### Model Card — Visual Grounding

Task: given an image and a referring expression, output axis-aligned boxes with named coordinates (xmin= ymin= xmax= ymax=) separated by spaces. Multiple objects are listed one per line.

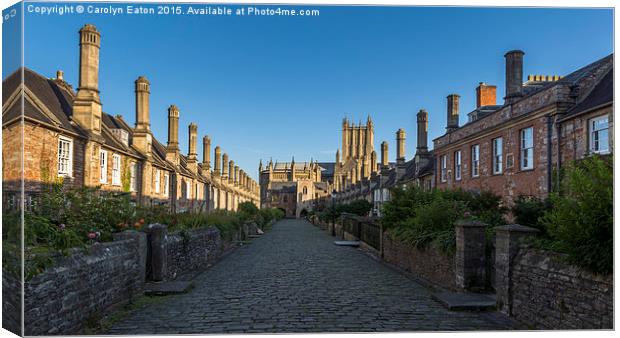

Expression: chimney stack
xmin=166 ymin=105 xmax=180 ymax=165
xmin=396 ymin=129 xmax=406 ymax=164
xmin=202 ymin=136 xmax=211 ymax=169
xmin=73 ymin=24 xmax=102 ymax=135
xmin=446 ymin=94 xmax=460 ymax=131
xmin=135 ymin=76 xmax=150 ymax=131
xmin=187 ymin=123 xmax=198 ymax=173
xmin=504 ymin=50 xmax=525 ymax=104
xmin=214 ymin=146 xmax=221 ymax=176
xmin=370 ymin=150 xmax=377 ymax=173
xmin=234 ymin=165 xmax=240 ymax=185
xmin=56 ymin=70 xmax=64 ymax=81
xmin=476 ymin=82 xmax=497 ymax=107
xmin=381 ymin=141 xmax=388 ymax=168
xmin=222 ymin=153 xmax=229 ymax=178
xmin=132 ymin=76 xmax=152 ymax=156
xmin=228 ymin=160 xmax=235 ymax=184
xmin=416 ymin=109 xmax=429 ymax=154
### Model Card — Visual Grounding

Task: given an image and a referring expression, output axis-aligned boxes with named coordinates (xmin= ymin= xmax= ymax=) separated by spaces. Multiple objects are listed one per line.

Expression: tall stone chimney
xmin=476 ymin=82 xmax=497 ymax=107
xmin=228 ymin=160 xmax=235 ymax=184
xmin=56 ymin=70 xmax=64 ymax=81
xmin=214 ymin=146 xmax=221 ymax=176
xmin=73 ymin=24 xmax=102 ymax=135
xmin=202 ymin=135 xmax=211 ymax=169
xmin=222 ymin=153 xmax=229 ymax=178
xmin=446 ymin=94 xmax=460 ymax=131
xmin=132 ymin=76 xmax=152 ymax=156
xmin=381 ymin=141 xmax=388 ymax=168
xmin=342 ymin=118 xmax=349 ymax=159
xmin=416 ymin=109 xmax=429 ymax=154
xmin=396 ymin=129 xmax=406 ymax=164
xmin=505 ymin=50 xmax=525 ymax=104
xmin=187 ymin=123 xmax=198 ymax=173
xmin=370 ymin=150 xmax=377 ymax=173
xmin=166 ymin=105 xmax=180 ymax=165
xmin=234 ymin=165 xmax=240 ymax=185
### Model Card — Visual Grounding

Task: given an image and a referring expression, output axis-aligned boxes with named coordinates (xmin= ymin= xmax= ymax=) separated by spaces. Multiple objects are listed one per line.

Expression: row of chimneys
xmin=70 ymin=24 xmax=257 ymax=192
xmin=443 ymin=50 xmax=537 ymax=131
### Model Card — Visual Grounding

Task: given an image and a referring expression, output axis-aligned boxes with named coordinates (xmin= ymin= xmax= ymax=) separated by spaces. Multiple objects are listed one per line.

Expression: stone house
xmin=432 ymin=50 xmax=613 ymax=205
xmin=2 ymin=24 xmax=259 ymax=212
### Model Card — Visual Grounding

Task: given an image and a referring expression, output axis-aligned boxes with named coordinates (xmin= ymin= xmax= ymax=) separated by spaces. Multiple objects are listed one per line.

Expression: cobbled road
xmin=107 ymin=219 xmax=515 ymax=334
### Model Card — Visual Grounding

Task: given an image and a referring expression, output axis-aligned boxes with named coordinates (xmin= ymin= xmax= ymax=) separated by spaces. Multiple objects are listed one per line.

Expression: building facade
xmin=258 ymin=158 xmax=330 ymax=218
xmin=2 ymin=24 xmax=260 ymax=212
xmin=433 ymin=50 xmax=613 ymax=205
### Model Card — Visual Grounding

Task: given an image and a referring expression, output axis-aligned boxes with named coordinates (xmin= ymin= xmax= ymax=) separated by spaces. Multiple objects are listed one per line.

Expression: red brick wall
xmin=560 ymin=105 xmax=613 ymax=164
xmin=434 ymin=112 xmax=554 ymax=204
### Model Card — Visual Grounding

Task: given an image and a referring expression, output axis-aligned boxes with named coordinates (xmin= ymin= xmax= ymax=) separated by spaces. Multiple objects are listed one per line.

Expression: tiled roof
xmin=560 ymin=69 xmax=613 ymax=121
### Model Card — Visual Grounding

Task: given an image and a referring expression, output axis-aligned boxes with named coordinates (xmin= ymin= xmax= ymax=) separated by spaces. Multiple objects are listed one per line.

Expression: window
xmin=130 ymin=163 xmax=138 ymax=192
xmin=520 ymin=127 xmax=534 ymax=170
xmin=589 ymin=116 xmax=609 ymax=154
xmin=454 ymin=151 xmax=462 ymax=181
xmin=112 ymin=154 xmax=121 ymax=186
xmin=163 ymin=174 xmax=169 ymax=196
xmin=471 ymin=145 xmax=480 ymax=177
xmin=155 ymin=169 xmax=161 ymax=194
xmin=99 ymin=150 xmax=108 ymax=183
xmin=440 ymin=155 xmax=447 ymax=182
xmin=195 ymin=184 xmax=200 ymax=200
xmin=493 ymin=138 xmax=503 ymax=174
xmin=185 ymin=180 xmax=191 ymax=199
xmin=57 ymin=136 xmax=73 ymax=177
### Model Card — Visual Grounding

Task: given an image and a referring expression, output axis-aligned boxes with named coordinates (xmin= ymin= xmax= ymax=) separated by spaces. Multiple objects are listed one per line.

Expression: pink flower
xmin=88 ymin=232 xmax=96 ymax=239
xmin=58 ymin=223 xmax=66 ymax=230
xmin=463 ymin=211 xmax=472 ymax=218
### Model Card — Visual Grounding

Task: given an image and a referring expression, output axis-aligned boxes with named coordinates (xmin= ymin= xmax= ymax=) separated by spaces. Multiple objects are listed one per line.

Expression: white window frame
xmin=589 ymin=115 xmax=610 ymax=154
xmin=57 ymin=136 xmax=73 ymax=177
xmin=454 ymin=150 xmax=462 ymax=181
xmin=155 ymin=169 xmax=161 ymax=194
xmin=520 ymin=127 xmax=534 ymax=170
xmin=130 ymin=162 xmax=138 ymax=192
xmin=185 ymin=180 xmax=191 ymax=199
xmin=195 ymin=183 xmax=200 ymax=200
xmin=112 ymin=154 xmax=121 ymax=186
xmin=471 ymin=145 xmax=480 ymax=177
xmin=163 ymin=173 xmax=169 ymax=197
xmin=493 ymin=137 xmax=503 ymax=175
xmin=99 ymin=150 xmax=108 ymax=183
xmin=440 ymin=155 xmax=447 ymax=182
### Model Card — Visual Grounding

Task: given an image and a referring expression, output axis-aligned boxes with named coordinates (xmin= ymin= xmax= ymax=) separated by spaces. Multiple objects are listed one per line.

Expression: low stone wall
xmin=166 ymin=227 xmax=223 ymax=280
xmin=382 ymin=231 xmax=457 ymax=291
xmin=22 ymin=237 xmax=145 ymax=335
xmin=2 ymin=268 xmax=22 ymax=335
xmin=509 ymin=248 xmax=613 ymax=329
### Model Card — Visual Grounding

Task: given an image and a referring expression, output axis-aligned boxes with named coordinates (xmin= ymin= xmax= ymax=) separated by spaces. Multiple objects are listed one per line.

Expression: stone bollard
xmin=145 ymin=223 xmax=168 ymax=282
xmin=494 ymin=224 xmax=540 ymax=315
xmin=455 ymin=220 xmax=487 ymax=291
xmin=113 ymin=230 xmax=148 ymax=284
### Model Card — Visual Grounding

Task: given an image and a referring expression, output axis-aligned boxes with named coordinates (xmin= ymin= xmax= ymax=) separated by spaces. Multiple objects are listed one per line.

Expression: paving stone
xmin=107 ymin=219 xmax=517 ymax=334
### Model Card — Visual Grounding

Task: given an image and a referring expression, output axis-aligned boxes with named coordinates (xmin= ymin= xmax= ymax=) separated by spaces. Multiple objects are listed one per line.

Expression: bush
xmin=540 ymin=155 xmax=613 ymax=274
xmin=512 ymin=195 xmax=551 ymax=232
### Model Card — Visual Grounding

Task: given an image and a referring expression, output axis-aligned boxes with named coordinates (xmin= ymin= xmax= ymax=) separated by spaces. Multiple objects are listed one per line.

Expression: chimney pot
xmin=446 ymin=94 xmax=460 ymax=131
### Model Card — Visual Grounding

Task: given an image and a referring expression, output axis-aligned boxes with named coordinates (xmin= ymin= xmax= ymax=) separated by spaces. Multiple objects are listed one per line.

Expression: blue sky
xmin=6 ymin=3 xmax=613 ymax=180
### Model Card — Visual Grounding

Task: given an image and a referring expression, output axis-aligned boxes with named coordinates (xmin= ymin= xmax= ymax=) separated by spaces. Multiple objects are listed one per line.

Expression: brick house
xmin=2 ymin=24 xmax=260 ymax=212
xmin=433 ymin=50 xmax=613 ymax=204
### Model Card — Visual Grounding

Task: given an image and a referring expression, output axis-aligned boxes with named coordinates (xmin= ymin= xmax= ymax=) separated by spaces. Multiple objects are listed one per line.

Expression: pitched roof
xmin=560 ymin=68 xmax=613 ymax=121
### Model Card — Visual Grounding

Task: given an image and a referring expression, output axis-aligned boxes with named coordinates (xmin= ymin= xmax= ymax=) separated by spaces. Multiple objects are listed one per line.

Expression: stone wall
xmin=509 ymin=248 xmax=613 ymax=329
xmin=2 ymin=269 xmax=22 ymax=336
xmin=166 ymin=227 xmax=223 ymax=280
xmin=382 ymin=231 xmax=457 ymax=291
xmin=22 ymin=237 xmax=145 ymax=335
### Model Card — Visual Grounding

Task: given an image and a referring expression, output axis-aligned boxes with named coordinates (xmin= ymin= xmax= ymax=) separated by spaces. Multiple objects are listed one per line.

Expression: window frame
xmin=163 ymin=173 xmax=169 ymax=197
xmin=440 ymin=155 xmax=447 ymax=182
xmin=111 ymin=154 xmax=121 ymax=186
xmin=99 ymin=149 xmax=108 ymax=183
xmin=155 ymin=169 xmax=161 ymax=194
xmin=57 ymin=136 xmax=73 ymax=177
xmin=454 ymin=150 xmax=462 ymax=181
xmin=493 ymin=137 xmax=503 ymax=175
xmin=520 ymin=127 xmax=534 ymax=170
xmin=129 ymin=162 xmax=138 ymax=192
xmin=589 ymin=115 xmax=610 ymax=154
xmin=471 ymin=144 xmax=480 ymax=177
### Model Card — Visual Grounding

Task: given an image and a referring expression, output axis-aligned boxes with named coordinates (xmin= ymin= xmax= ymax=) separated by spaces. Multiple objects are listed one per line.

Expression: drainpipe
xmin=546 ymin=115 xmax=553 ymax=195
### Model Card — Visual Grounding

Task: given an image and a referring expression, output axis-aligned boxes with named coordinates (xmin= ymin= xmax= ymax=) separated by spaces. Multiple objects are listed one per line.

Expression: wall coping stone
xmin=455 ymin=219 xmax=486 ymax=228
xmin=495 ymin=224 xmax=540 ymax=233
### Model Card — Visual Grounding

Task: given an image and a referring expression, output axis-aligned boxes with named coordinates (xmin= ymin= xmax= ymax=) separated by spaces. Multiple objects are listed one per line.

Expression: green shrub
xmin=340 ymin=199 xmax=373 ymax=217
xmin=512 ymin=195 xmax=551 ymax=232
xmin=541 ymin=155 xmax=613 ymax=274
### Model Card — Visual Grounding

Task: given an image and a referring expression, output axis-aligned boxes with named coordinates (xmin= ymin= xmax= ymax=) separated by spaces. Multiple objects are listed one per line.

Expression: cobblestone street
xmin=107 ymin=219 xmax=515 ymax=334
